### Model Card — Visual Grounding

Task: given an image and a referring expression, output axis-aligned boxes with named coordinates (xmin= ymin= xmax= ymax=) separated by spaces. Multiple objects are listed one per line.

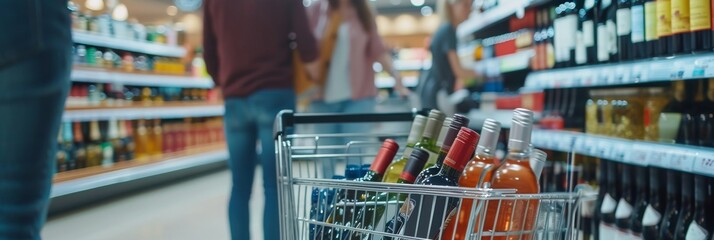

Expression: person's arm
xmin=202 ymin=1 xmax=219 ymax=86
xmin=368 ymin=23 xmax=410 ymax=97
xmin=292 ymin=1 xmax=320 ymax=80
xmin=447 ymin=50 xmax=480 ymax=91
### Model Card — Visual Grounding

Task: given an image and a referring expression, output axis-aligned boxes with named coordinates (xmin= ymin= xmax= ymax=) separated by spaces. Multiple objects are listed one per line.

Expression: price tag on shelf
xmin=670 ymin=60 xmax=687 ymax=79
xmin=692 ymin=150 xmax=714 ymax=177
xmin=615 ymin=66 xmax=631 ymax=84
xmin=556 ymin=134 xmax=573 ymax=152
xmin=585 ymin=137 xmax=598 ymax=157
xmin=626 ymin=143 xmax=649 ymax=166
xmin=613 ymin=140 xmax=630 ymax=163
xmin=596 ymin=138 xmax=613 ymax=161
xmin=646 ymin=145 xmax=664 ymax=167
xmin=573 ymin=136 xmax=587 ymax=154
xmin=631 ymin=64 xmax=645 ymax=82
xmin=668 ymin=148 xmax=696 ymax=173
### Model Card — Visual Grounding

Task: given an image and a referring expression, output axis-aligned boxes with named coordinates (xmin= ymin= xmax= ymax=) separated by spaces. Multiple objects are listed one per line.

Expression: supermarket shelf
xmin=73 ymin=31 xmax=187 ymax=58
xmin=72 ymin=67 xmax=214 ymax=88
xmin=393 ymin=60 xmax=432 ymax=71
xmin=62 ymin=103 xmax=224 ymax=121
xmin=474 ymin=49 xmax=535 ymax=77
xmin=531 ymin=129 xmax=714 ymax=178
xmin=468 ymin=109 xmax=542 ymax=129
xmin=524 ymin=52 xmax=714 ymax=90
xmin=457 ymin=0 xmax=549 ymax=38
xmin=49 ymin=146 xmax=228 ymax=214
xmin=375 ymin=76 xmax=419 ymax=88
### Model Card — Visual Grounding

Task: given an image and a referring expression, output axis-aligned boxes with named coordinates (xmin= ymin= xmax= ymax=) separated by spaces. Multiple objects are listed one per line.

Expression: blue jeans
xmin=224 ymin=89 xmax=295 ymax=240
xmin=0 ymin=1 xmax=71 ymax=239
xmin=309 ymin=98 xmax=376 ymax=178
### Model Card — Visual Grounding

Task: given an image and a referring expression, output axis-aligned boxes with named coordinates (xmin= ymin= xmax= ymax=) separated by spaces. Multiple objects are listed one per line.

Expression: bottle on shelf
xmin=579 ymin=0 xmax=600 ymax=65
xmin=674 ymin=172 xmax=695 ymax=239
xmin=698 ymin=79 xmax=714 ymax=147
xmin=641 ymin=161 xmax=667 ymax=239
xmin=349 ymin=148 xmax=429 ymax=240
xmin=658 ymin=169 xmax=682 ymax=239
xmin=681 ymin=80 xmax=703 ymax=145
xmin=73 ymin=122 xmax=88 ymax=169
xmin=438 ymin=119 xmax=502 ymax=240
xmin=670 ymin=0 xmax=691 ymax=54
xmin=617 ymin=0 xmax=633 ymax=61
xmin=689 ymin=0 xmax=711 ymax=51
xmin=614 ymin=161 xmax=635 ymax=240
xmin=60 ymin=122 xmax=75 ymax=171
xmin=383 ymin=115 xmax=427 ymax=183
xmin=593 ymin=159 xmax=609 ymax=240
xmin=487 ymin=108 xmax=540 ymax=240
xmin=629 ymin=158 xmax=650 ymax=239
xmin=56 ymin=125 xmax=68 ymax=173
xmin=533 ymin=10 xmax=545 ymax=70
xmin=555 ymin=0 xmax=579 ymax=68
xmin=411 ymin=109 xmax=446 ymax=169
xmin=150 ymin=119 xmax=163 ymax=156
xmin=657 ymin=0 xmax=674 ymax=55
xmin=117 ymin=120 xmax=133 ymax=161
xmin=659 ymin=81 xmax=686 ymax=143
xmin=415 ymin=114 xmax=469 ymax=183
xmin=546 ymin=8 xmax=557 ymax=69
xmin=134 ymin=119 xmax=150 ymax=159
xmin=632 ymin=0 xmax=647 ymax=59
xmin=86 ymin=120 xmax=103 ymax=167
xmin=599 ymin=159 xmax=621 ymax=239
xmin=598 ymin=0 xmax=617 ymax=62
xmin=435 ymin=117 xmax=453 ymax=150
xmin=644 ymin=0 xmax=659 ymax=57
xmin=101 ymin=119 xmax=119 ymax=167
xmin=684 ymin=175 xmax=712 ymax=240
xmin=397 ymin=127 xmax=480 ymax=239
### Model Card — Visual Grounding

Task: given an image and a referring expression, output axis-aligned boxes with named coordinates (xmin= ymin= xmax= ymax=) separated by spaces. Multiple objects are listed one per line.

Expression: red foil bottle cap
xmin=444 ymin=127 xmax=480 ymax=172
xmin=370 ymin=139 xmax=399 ymax=174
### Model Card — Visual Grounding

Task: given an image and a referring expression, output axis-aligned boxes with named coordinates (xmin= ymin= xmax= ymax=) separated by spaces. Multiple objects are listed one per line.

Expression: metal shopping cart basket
xmin=274 ymin=110 xmax=586 ymax=240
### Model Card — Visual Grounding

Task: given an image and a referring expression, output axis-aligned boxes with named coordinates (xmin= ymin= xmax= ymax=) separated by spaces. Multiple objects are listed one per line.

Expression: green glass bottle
xmin=383 ymin=115 xmax=427 ymax=183
xmin=412 ymin=109 xmax=446 ymax=170
xmin=415 ymin=114 xmax=470 ymax=184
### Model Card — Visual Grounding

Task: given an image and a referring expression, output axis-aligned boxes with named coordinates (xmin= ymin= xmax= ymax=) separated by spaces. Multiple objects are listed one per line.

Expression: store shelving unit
xmin=393 ymin=59 xmax=432 ymax=71
xmin=62 ymin=103 xmax=224 ymax=121
xmin=474 ymin=49 xmax=535 ymax=77
xmin=73 ymin=31 xmax=187 ymax=58
xmin=457 ymin=0 xmax=550 ymax=39
xmin=531 ymin=129 xmax=714 ymax=178
xmin=50 ymin=144 xmax=228 ymax=213
xmin=72 ymin=67 xmax=214 ymax=88
xmin=524 ymin=53 xmax=714 ymax=90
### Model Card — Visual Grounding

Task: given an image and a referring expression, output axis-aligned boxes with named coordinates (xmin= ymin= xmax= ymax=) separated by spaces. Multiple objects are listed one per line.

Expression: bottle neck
xmin=504 ymin=150 xmax=530 ymax=166
xmin=438 ymin=163 xmax=462 ymax=180
xmin=416 ymin=137 xmax=438 ymax=152
xmin=361 ymin=171 xmax=382 ymax=182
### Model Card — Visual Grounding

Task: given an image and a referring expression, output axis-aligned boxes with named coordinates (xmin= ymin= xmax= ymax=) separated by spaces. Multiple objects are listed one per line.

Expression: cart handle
xmin=274 ymin=109 xmax=428 ymax=139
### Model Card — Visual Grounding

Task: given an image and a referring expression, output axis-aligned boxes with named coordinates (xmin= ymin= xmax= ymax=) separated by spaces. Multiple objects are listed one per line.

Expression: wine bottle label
xmin=617 ymin=8 xmax=633 ymax=36
xmin=402 ymin=194 xmax=457 ymax=238
xmin=601 ymin=193 xmax=618 ymax=213
xmin=657 ymin=0 xmax=673 ymax=37
xmin=631 ymin=5 xmax=645 ymax=42
xmin=642 ymin=204 xmax=662 ymax=226
xmin=565 ymin=15 xmax=579 ymax=52
xmin=645 ymin=2 xmax=659 ymax=41
xmin=689 ymin=0 xmax=711 ymax=31
xmin=384 ymin=199 xmax=415 ymax=238
xmin=671 ymin=0 xmax=690 ymax=34
xmin=554 ymin=18 xmax=565 ymax=62
xmin=576 ymin=31 xmax=587 ymax=64
xmin=607 ymin=20 xmax=619 ymax=54
xmin=583 ymin=20 xmax=595 ymax=47
xmin=615 ymin=199 xmax=633 ymax=219
xmin=685 ymin=222 xmax=708 ymax=240
xmin=598 ymin=24 xmax=611 ymax=61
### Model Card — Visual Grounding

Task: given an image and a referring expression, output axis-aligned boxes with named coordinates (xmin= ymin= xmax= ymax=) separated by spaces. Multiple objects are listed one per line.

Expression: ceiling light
xmin=86 ymin=0 xmax=104 ymax=11
xmin=411 ymin=0 xmax=425 ymax=6
xmin=112 ymin=3 xmax=128 ymax=21
xmin=420 ymin=6 xmax=433 ymax=16
xmin=167 ymin=5 xmax=178 ymax=16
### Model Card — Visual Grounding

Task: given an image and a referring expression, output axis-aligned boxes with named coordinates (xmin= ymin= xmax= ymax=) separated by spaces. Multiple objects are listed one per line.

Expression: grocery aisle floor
xmin=43 ymin=168 xmax=265 ymax=240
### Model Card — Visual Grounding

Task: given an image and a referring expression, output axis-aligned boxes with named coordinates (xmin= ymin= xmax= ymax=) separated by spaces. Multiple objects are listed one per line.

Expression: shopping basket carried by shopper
xmin=274 ymin=109 xmax=584 ymax=240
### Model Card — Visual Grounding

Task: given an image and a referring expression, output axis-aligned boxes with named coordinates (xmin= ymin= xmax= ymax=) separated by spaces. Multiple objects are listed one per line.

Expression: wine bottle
xmin=617 ymin=0 xmax=633 ymax=61
xmin=60 ymin=122 xmax=75 ymax=171
xmin=436 ymin=117 xmax=453 ymax=149
xmin=345 ymin=139 xmax=400 ymax=201
xmin=396 ymin=127 xmax=480 ymax=239
xmin=556 ymin=1 xmax=579 ymax=67
xmin=534 ymin=10 xmax=545 ymax=70
xmin=87 ymin=120 xmax=103 ymax=167
xmin=689 ymin=0 xmax=711 ymax=51
xmin=121 ymin=120 xmax=135 ymax=161
xmin=657 ymin=0 xmax=674 ymax=55
xmin=632 ymin=0 xmax=647 ymax=59
xmin=412 ymin=109 xmax=446 ymax=169
xmin=580 ymin=0 xmax=600 ymax=64
xmin=644 ymin=0 xmax=659 ymax=57
xmin=438 ymin=119 xmax=502 ymax=240
xmin=641 ymin=164 xmax=667 ymax=239
xmin=698 ymin=79 xmax=714 ymax=148
xmin=615 ymin=162 xmax=635 ymax=240
xmin=135 ymin=119 xmax=150 ymax=159
xmin=674 ymin=172 xmax=695 ymax=239
xmin=599 ymin=159 xmax=621 ymax=240
xmin=629 ymin=161 xmax=650 ymax=240
xmin=599 ymin=0 xmax=617 ymax=62
xmin=55 ymin=124 xmax=68 ymax=172
xmin=684 ymin=175 xmax=712 ymax=240
xmin=101 ymin=118 xmax=119 ymax=167
xmin=593 ymin=159 xmax=610 ymax=240
xmin=383 ymin=115 xmax=427 ymax=183
xmin=348 ymin=148 xmax=429 ymax=240
xmin=547 ymin=7 xmax=557 ymax=69
xmin=73 ymin=122 xmax=88 ymax=169
xmin=682 ymin=80 xmax=703 ymax=145
xmin=671 ymin=0 xmax=692 ymax=53
xmin=658 ymin=169 xmax=682 ymax=240
xmin=415 ymin=114 xmax=470 ymax=184
xmin=487 ymin=108 xmax=540 ymax=240
xmin=659 ymin=81 xmax=686 ymax=144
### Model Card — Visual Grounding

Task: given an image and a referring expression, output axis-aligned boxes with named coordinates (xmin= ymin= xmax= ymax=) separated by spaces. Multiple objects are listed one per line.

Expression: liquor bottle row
xmin=309 ymin=108 xmax=549 ymax=240
xmin=581 ymin=79 xmax=714 ymax=147
xmin=73 ymin=44 xmax=208 ymax=77
xmin=532 ymin=0 xmax=714 ymax=70
xmin=55 ymin=117 xmax=225 ymax=173
xmin=66 ymin=83 xmax=218 ymax=107
xmin=68 ymin=1 xmax=186 ymax=46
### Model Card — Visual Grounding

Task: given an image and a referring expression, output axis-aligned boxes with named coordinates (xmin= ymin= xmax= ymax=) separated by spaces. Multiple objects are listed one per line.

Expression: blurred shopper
xmin=420 ymin=0 xmax=480 ymax=110
xmin=203 ymin=0 xmax=319 ymax=239
xmin=0 ymin=1 xmax=72 ymax=239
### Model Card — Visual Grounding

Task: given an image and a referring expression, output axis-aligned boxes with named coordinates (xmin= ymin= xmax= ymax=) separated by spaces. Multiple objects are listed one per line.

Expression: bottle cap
xmin=477 ymin=118 xmax=502 ymax=154
xmin=529 ymin=149 xmax=547 ymax=180
xmin=440 ymin=114 xmax=471 ymax=153
xmin=508 ymin=108 xmax=534 ymax=152
xmin=423 ymin=109 xmax=446 ymax=139
xmin=436 ymin=117 xmax=454 ymax=147
xmin=444 ymin=127 xmax=480 ymax=172
xmin=401 ymin=148 xmax=429 ymax=183
xmin=369 ymin=139 xmax=399 ymax=174
xmin=407 ymin=115 xmax=427 ymax=145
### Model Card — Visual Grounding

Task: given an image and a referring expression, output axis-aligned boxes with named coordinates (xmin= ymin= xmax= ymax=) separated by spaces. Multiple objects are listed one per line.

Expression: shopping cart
xmin=274 ymin=110 xmax=585 ymax=240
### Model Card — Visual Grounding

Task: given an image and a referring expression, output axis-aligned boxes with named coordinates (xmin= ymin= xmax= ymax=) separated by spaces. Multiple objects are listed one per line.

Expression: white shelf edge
xmin=375 ymin=76 xmax=419 ymax=88
xmin=531 ymin=129 xmax=714 ymax=178
xmin=393 ymin=60 xmax=432 ymax=72
xmin=73 ymin=31 xmax=186 ymax=58
xmin=468 ymin=109 xmax=543 ymax=129
xmin=473 ymin=49 xmax=535 ymax=76
xmin=524 ymin=52 xmax=714 ymax=90
xmin=62 ymin=104 xmax=225 ymax=121
xmin=51 ymin=149 xmax=228 ymax=198
xmin=72 ymin=68 xmax=214 ymax=88
xmin=457 ymin=0 xmax=530 ymax=38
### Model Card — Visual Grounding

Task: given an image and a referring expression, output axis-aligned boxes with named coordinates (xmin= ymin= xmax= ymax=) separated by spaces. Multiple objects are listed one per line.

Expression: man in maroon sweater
xmin=203 ymin=1 xmax=318 ymax=239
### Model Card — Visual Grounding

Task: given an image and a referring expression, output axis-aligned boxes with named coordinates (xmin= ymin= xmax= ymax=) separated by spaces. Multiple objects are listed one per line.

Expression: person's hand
xmin=393 ymin=76 xmax=411 ymax=98
xmin=454 ymin=79 xmax=465 ymax=92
